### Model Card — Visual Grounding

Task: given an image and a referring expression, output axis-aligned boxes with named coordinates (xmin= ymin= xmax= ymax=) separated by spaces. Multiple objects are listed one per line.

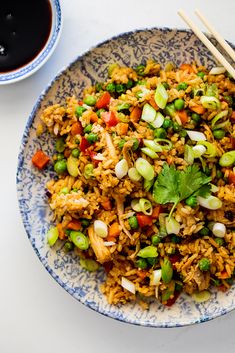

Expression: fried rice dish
xmin=32 ymin=60 xmax=235 ymax=307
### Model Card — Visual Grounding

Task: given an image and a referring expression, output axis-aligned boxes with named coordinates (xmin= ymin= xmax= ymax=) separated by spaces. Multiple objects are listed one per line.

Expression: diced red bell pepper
xmin=96 ymin=92 xmax=111 ymax=109
xmin=101 ymin=111 xmax=119 ymax=127
xmin=78 ymin=101 xmax=84 ymax=106
xmin=80 ymin=137 xmax=91 ymax=152
xmin=87 ymin=150 xmax=102 ymax=167
xmin=136 ymin=213 xmax=153 ymax=227
xmin=228 ymin=171 xmax=235 ymax=185
xmin=32 ymin=150 xmax=50 ymax=170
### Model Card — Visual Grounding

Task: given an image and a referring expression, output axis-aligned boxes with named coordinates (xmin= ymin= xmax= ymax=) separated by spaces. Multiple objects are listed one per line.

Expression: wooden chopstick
xmin=195 ymin=9 xmax=235 ymax=62
xmin=178 ymin=10 xmax=235 ymax=79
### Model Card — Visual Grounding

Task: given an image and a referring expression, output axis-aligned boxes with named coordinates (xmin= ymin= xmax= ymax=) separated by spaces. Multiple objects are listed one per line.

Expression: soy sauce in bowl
xmin=0 ymin=0 xmax=52 ymax=73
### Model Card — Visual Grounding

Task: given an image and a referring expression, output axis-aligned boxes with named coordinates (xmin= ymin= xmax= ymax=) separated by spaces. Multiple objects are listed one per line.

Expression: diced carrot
xmin=219 ymin=270 xmax=230 ymax=279
xmin=67 ymin=219 xmax=81 ymax=231
xmin=64 ymin=148 xmax=71 ymax=158
xmin=167 ymin=156 xmax=174 ymax=165
xmin=137 ymin=270 xmax=148 ymax=280
xmin=177 ymin=110 xmax=188 ymax=124
xmin=32 ymin=150 xmax=50 ymax=170
xmin=57 ymin=223 xmax=66 ymax=240
xmin=101 ymin=198 xmax=112 ymax=211
xmin=90 ymin=112 xmax=98 ymax=123
xmin=180 ymin=63 xmax=194 ymax=73
xmin=108 ymin=222 xmax=121 ymax=238
xmin=106 ymin=236 xmax=116 ymax=242
xmin=96 ymin=92 xmax=111 ymax=109
xmin=190 ymin=105 xmax=206 ymax=115
xmin=117 ymin=122 xmax=129 ymax=136
xmin=152 ymin=205 xmax=162 ymax=219
xmin=228 ymin=171 xmax=235 ymax=185
xmin=148 ymin=96 xmax=159 ymax=111
xmin=130 ymin=106 xmax=142 ymax=122
xmin=78 ymin=101 xmax=84 ymax=106
xmin=71 ymin=121 xmax=83 ymax=136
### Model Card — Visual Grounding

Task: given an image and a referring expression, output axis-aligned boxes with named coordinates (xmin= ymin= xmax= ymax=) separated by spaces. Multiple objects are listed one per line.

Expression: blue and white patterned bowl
xmin=0 ymin=0 xmax=62 ymax=85
xmin=16 ymin=28 xmax=235 ymax=327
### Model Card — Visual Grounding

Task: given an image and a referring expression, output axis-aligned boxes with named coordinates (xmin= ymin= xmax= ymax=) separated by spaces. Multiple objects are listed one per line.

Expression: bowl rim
xmin=16 ymin=26 xmax=235 ymax=328
xmin=0 ymin=0 xmax=63 ymax=85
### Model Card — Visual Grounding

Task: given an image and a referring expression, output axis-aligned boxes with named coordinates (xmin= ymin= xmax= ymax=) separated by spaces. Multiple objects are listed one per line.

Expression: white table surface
xmin=1 ymin=0 xmax=235 ymax=352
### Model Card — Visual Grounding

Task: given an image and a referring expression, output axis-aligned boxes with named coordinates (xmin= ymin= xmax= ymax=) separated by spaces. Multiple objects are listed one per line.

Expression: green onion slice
xmin=200 ymin=96 xmax=221 ymax=110
xmin=154 ymin=138 xmax=173 ymax=150
xmin=184 ymin=145 xmax=194 ymax=165
xmin=135 ymin=158 xmax=155 ymax=180
xmin=141 ymin=147 xmax=158 ymax=159
xmin=211 ymin=110 xmax=228 ymax=128
xmin=219 ymin=150 xmax=235 ymax=167
xmin=141 ymin=103 xmax=156 ymax=123
xmin=197 ymin=141 xmax=218 ymax=158
xmin=143 ymin=139 xmax=163 ymax=152
xmin=154 ymin=83 xmax=168 ymax=109
xmin=139 ymin=198 xmax=153 ymax=215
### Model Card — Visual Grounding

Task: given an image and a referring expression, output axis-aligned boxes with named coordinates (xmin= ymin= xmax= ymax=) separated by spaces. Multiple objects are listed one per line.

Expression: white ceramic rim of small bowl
xmin=16 ymin=27 xmax=235 ymax=327
xmin=0 ymin=0 xmax=63 ymax=85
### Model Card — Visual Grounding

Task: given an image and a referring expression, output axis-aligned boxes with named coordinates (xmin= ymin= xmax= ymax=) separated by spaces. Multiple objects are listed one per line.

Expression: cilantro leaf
xmin=153 ymin=163 xmax=211 ymax=216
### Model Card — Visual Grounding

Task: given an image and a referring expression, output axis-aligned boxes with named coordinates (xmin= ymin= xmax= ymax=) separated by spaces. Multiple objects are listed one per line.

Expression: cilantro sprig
xmin=153 ymin=164 xmax=211 ymax=217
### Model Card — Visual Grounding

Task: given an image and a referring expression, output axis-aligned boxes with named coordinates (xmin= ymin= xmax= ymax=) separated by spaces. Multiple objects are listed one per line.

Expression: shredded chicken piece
xmin=105 ymin=132 xmax=117 ymax=160
xmin=193 ymin=268 xmax=210 ymax=291
xmin=122 ymin=140 xmax=134 ymax=167
xmin=113 ymin=195 xmax=132 ymax=239
xmin=88 ymin=226 xmax=112 ymax=264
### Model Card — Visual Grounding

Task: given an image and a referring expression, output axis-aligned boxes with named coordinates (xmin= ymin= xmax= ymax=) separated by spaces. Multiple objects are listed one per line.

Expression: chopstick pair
xmin=178 ymin=9 xmax=235 ymax=79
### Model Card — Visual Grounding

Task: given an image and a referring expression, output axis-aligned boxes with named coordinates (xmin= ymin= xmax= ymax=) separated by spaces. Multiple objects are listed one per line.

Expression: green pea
xmin=71 ymin=148 xmax=80 ymax=158
xmin=185 ymin=195 xmax=198 ymax=208
xmin=191 ymin=113 xmax=201 ymax=123
xmin=84 ymin=124 xmax=93 ymax=134
xmin=59 ymin=187 xmax=69 ymax=195
xmin=179 ymin=129 xmax=187 ymax=138
xmin=135 ymin=64 xmax=145 ymax=76
xmin=95 ymin=82 xmax=103 ymax=92
xmin=64 ymin=241 xmax=74 ymax=252
xmin=118 ymin=139 xmax=126 ymax=149
xmin=215 ymin=237 xmax=224 ymax=246
xmin=80 ymin=218 xmax=90 ymax=227
xmin=86 ymin=133 xmax=98 ymax=144
xmin=162 ymin=82 xmax=169 ymax=90
xmin=70 ymin=231 xmax=89 ymax=250
xmin=54 ymin=159 xmax=67 ymax=174
xmin=197 ymin=71 xmax=205 ymax=79
xmin=84 ymin=164 xmax=94 ymax=179
xmin=96 ymin=108 xmax=106 ymax=118
xmin=162 ymin=119 xmax=172 ymax=129
xmin=177 ymin=82 xmax=188 ymax=91
xmin=199 ymin=227 xmax=209 ymax=236
xmin=106 ymin=82 xmax=116 ymax=93
xmin=174 ymin=98 xmax=185 ymax=111
xmin=136 ymin=258 xmax=148 ymax=269
xmin=199 ymin=258 xmax=210 ymax=271
xmin=84 ymin=95 xmax=97 ymax=106
xmin=171 ymin=235 xmax=181 ymax=244
xmin=137 ymin=246 xmax=158 ymax=258
xmin=128 ymin=216 xmax=139 ymax=229
xmin=213 ymin=129 xmax=226 ymax=140
xmin=172 ymin=122 xmax=181 ymax=132
xmin=161 ymin=258 xmax=173 ymax=284
xmin=164 ymin=103 xmax=176 ymax=117
xmin=56 ymin=153 xmax=64 ymax=161
xmin=153 ymin=128 xmax=167 ymax=139
xmin=132 ymin=138 xmax=140 ymax=151
xmin=147 ymin=257 xmax=157 ymax=266
xmin=116 ymin=84 xmax=126 ymax=94
xmin=55 ymin=137 xmax=65 ymax=153
xmin=75 ymin=106 xmax=86 ymax=117
xmin=152 ymin=234 xmax=161 ymax=245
